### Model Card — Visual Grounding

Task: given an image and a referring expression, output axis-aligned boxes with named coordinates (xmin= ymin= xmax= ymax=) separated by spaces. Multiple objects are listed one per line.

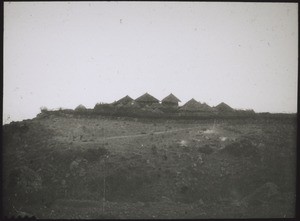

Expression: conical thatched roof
xmin=135 ymin=93 xmax=159 ymax=103
xmin=180 ymin=99 xmax=215 ymax=112
xmin=215 ymin=102 xmax=234 ymax=112
xmin=75 ymin=104 xmax=87 ymax=111
xmin=115 ymin=95 xmax=133 ymax=105
xmin=180 ymin=98 xmax=203 ymax=112
xmin=200 ymin=102 xmax=214 ymax=112
xmin=162 ymin=93 xmax=181 ymax=103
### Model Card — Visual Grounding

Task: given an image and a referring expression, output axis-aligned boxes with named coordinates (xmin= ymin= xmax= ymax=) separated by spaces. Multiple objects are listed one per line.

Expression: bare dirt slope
xmin=2 ymin=114 xmax=297 ymax=219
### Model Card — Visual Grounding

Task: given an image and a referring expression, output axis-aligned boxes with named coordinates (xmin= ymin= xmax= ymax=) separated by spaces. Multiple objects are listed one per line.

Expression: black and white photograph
xmin=2 ymin=1 xmax=298 ymax=219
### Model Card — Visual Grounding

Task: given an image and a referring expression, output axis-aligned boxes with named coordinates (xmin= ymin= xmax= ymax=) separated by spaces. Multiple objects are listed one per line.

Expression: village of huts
xmin=71 ymin=93 xmax=255 ymax=118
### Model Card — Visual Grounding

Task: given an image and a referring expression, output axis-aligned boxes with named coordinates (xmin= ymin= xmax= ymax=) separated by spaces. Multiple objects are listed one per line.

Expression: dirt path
xmin=85 ymin=125 xmax=210 ymax=143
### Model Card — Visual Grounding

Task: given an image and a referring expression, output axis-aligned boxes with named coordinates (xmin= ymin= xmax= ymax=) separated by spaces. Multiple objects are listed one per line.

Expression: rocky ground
xmin=2 ymin=113 xmax=297 ymax=219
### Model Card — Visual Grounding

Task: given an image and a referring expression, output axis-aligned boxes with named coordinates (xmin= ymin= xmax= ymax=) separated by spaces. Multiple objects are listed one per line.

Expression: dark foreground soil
xmin=2 ymin=114 xmax=297 ymax=219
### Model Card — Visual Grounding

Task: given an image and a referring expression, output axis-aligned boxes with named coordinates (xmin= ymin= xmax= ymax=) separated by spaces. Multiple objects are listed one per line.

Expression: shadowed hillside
xmin=2 ymin=112 xmax=296 ymax=219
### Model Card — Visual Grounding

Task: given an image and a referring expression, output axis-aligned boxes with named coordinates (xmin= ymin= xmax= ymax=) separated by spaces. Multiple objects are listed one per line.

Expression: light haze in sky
xmin=3 ymin=2 xmax=298 ymax=124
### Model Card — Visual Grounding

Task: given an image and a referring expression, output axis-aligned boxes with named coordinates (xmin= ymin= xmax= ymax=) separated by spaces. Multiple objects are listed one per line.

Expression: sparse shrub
xmin=82 ymin=147 xmax=109 ymax=162
xmin=5 ymin=166 xmax=43 ymax=205
xmin=198 ymin=145 xmax=214 ymax=154
xmin=241 ymin=182 xmax=280 ymax=207
xmin=151 ymin=145 xmax=157 ymax=155
xmin=180 ymin=186 xmax=189 ymax=194
xmin=87 ymin=176 xmax=104 ymax=193
xmin=222 ymin=139 xmax=258 ymax=157
xmin=51 ymin=149 xmax=78 ymax=163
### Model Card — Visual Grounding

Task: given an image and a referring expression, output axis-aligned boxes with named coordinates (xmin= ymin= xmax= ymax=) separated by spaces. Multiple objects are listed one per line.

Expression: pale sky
xmin=3 ymin=2 xmax=298 ymax=124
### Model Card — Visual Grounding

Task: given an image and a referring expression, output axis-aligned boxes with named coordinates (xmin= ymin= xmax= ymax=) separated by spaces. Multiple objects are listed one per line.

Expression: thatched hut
xmin=214 ymin=102 xmax=234 ymax=112
xmin=75 ymin=104 xmax=87 ymax=111
xmin=161 ymin=93 xmax=181 ymax=107
xmin=179 ymin=98 xmax=203 ymax=112
xmin=135 ymin=93 xmax=159 ymax=107
xmin=180 ymin=99 xmax=215 ymax=112
xmin=113 ymin=95 xmax=133 ymax=106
